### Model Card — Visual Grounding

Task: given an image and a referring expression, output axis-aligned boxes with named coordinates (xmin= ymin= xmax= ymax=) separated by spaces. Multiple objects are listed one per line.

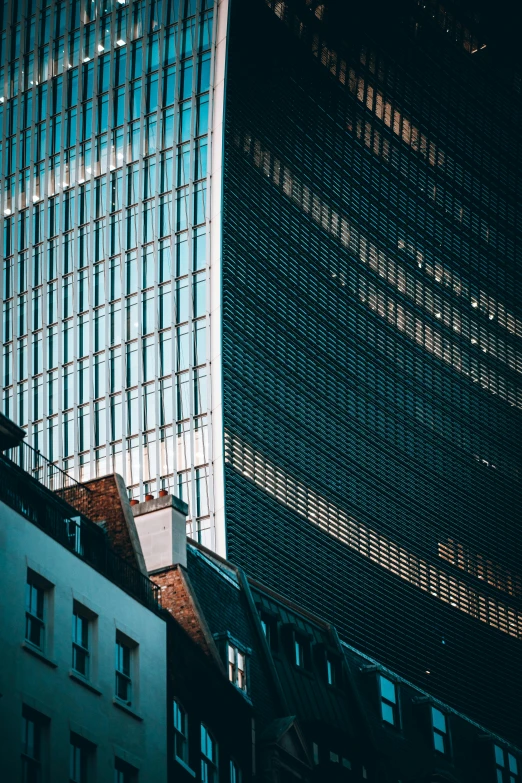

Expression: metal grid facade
xmin=221 ymin=0 xmax=522 ymax=742
xmin=0 ymin=0 xmax=218 ymax=544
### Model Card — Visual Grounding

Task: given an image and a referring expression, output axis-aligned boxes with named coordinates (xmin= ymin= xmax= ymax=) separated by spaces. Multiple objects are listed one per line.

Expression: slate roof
xmin=185 ymin=541 xmax=378 ymax=773
xmin=249 ymin=580 xmax=356 ymax=735
xmin=181 ymin=539 xmax=522 ymax=783
xmin=186 ymin=544 xmax=286 ymax=731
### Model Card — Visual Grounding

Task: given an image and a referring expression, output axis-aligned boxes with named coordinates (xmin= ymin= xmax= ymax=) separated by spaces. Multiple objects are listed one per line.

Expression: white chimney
xmin=131 ymin=493 xmax=189 ymax=571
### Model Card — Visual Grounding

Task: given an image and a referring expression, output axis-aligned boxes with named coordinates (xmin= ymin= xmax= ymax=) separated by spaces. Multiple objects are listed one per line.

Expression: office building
xmin=0 ymin=0 xmax=218 ymax=545
xmin=219 ymin=0 xmax=522 ymax=745
xmin=1 ymin=0 xmax=521 ymax=744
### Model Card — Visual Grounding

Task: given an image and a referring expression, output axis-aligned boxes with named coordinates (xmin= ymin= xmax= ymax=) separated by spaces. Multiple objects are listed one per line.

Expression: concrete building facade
xmin=0 ymin=416 xmax=168 ymax=783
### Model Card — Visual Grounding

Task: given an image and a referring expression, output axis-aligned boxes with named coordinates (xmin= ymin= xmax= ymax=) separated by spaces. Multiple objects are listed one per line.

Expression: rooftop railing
xmin=5 ymin=440 xmax=91 ymax=518
xmin=0 ymin=448 xmax=162 ymax=614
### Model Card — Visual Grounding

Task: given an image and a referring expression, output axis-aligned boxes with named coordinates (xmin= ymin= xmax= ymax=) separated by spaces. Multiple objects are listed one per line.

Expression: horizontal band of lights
xmin=347 ymin=112 xmax=513 ymax=287
xmin=439 ymin=540 xmax=522 ymax=599
xmin=267 ymin=0 xmax=443 ymax=166
xmin=234 ymin=130 xmax=522 ymax=411
xmin=224 ymin=429 xmax=522 ymax=641
xmin=265 ymin=0 xmax=518 ymax=322
xmin=396 ymin=237 xmax=522 ymax=342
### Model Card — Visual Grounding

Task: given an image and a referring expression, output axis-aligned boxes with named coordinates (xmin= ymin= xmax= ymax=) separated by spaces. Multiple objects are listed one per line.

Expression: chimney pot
xmin=129 ymin=498 xmax=139 ymax=506
xmin=158 ymin=489 xmax=168 ymax=497
xmin=145 ymin=493 xmax=154 ymax=501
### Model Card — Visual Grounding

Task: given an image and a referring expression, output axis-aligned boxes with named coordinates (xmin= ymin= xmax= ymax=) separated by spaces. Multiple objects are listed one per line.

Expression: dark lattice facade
xmin=221 ymin=0 xmax=522 ymax=744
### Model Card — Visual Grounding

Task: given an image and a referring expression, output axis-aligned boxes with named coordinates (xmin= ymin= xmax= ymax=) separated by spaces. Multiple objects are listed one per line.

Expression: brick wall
xmin=151 ymin=566 xmax=216 ymax=658
xmin=82 ymin=474 xmax=147 ymax=574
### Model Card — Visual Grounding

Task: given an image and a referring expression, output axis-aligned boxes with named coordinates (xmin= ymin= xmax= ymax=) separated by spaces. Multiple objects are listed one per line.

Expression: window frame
xmin=22 ymin=706 xmax=48 ymax=783
xmin=326 ymin=656 xmax=335 ymax=685
xmin=114 ymin=756 xmax=138 ymax=783
xmin=72 ymin=604 xmax=90 ymax=680
xmin=173 ymin=699 xmax=189 ymax=765
xmin=324 ymin=651 xmax=341 ymax=687
xmin=115 ymin=636 xmax=134 ymax=706
xmin=495 ymin=744 xmax=519 ymax=783
xmin=227 ymin=642 xmax=248 ymax=694
xmin=378 ymin=674 xmax=400 ymax=728
xmin=431 ymin=706 xmax=449 ymax=756
xmin=25 ymin=572 xmax=46 ymax=651
xmin=230 ymin=759 xmax=242 ymax=783
xmin=200 ymin=724 xmax=218 ymax=783
xmin=294 ymin=636 xmax=305 ymax=668
xmin=69 ymin=732 xmax=92 ymax=783
xmin=258 ymin=610 xmax=279 ymax=652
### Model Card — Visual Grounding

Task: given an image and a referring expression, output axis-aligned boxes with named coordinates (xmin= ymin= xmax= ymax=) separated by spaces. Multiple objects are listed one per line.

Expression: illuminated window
xmin=227 ymin=643 xmax=248 ymax=693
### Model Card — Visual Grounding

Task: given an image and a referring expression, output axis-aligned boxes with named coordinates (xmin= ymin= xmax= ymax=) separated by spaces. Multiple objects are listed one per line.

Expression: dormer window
xmin=227 ymin=642 xmax=248 ymax=694
xmin=258 ymin=610 xmax=279 ymax=652
xmin=326 ymin=656 xmax=335 ymax=685
xmin=379 ymin=675 xmax=399 ymax=727
xmin=431 ymin=707 xmax=449 ymax=755
xmin=495 ymin=745 xmax=519 ymax=783
xmin=324 ymin=652 xmax=341 ymax=687
xmin=281 ymin=623 xmax=311 ymax=670
xmin=295 ymin=637 xmax=305 ymax=668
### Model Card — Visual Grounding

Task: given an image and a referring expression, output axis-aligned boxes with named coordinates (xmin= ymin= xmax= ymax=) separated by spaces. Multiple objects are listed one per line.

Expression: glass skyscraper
xmin=2 ymin=0 xmax=521 ymax=744
xmin=1 ymin=0 xmax=218 ymax=545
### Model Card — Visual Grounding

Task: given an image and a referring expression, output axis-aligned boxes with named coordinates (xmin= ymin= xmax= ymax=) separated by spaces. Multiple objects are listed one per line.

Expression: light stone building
xmin=0 ymin=415 xmax=167 ymax=783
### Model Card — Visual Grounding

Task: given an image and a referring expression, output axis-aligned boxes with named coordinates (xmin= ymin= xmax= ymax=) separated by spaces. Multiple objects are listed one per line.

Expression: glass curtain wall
xmin=0 ymin=0 xmax=216 ymax=544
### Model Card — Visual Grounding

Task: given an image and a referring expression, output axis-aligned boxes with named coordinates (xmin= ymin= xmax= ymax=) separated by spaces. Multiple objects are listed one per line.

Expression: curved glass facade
xmin=221 ymin=0 xmax=522 ymax=742
xmin=0 ymin=0 xmax=222 ymax=546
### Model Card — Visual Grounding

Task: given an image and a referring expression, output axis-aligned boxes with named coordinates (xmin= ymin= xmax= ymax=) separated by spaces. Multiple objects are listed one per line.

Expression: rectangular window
xmin=431 ymin=707 xmax=449 ymax=755
xmin=114 ymin=757 xmax=137 ymax=783
xmin=379 ymin=675 xmax=399 ymax=727
xmin=72 ymin=606 xmax=90 ymax=679
xmin=259 ymin=614 xmax=278 ymax=652
xmin=25 ymin=573 xmax=45 ymax=650
xmin=22 ymin=708 xmax=46 ymax=783
xmin=115 ymin=638 xmax=132 ymax=705
xmin=294 ymin=637 xmax=305 ymax=668
xmin=173 ymin=700 xmax=189 ymax=763
xmin=495 ymin=745 xmax=519 ymax=783
xmin=326 ymin=655 xmax=336 ymax=686
xmin=230 ymin=760 xmax=242 ymax=783
xmin=201 ymin=725 xmax=217 ymax=783
xmin=227 ymin=643 xmax=247 ymax=693
xmin=70 ymin=733 xmax=90 ymax=783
